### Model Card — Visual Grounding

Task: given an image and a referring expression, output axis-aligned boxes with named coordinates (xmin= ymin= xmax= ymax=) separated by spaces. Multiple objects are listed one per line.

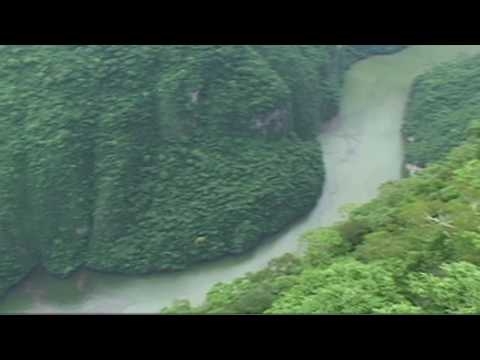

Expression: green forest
xmin=162 ymin=51 xmax=480 ymax=314
xmin=0 ymin=45 xmax=407 ymax=297
xmin=404 ymin=53 xmax=480 ymax=167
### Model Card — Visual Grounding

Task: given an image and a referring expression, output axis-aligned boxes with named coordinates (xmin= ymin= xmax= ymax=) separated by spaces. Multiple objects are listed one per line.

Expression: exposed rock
xmin=251 ymin=108 xmax=290 ymax=136
xmin=406 ymin=163 xmax=424 ymax=176
xmin=191 ymin=90 xmax=200 ymax=104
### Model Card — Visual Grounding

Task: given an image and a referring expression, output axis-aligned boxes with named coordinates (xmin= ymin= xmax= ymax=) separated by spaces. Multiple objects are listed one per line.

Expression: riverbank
xmin=0 ymin=46 xmax=405 ymax=313
xmin=3 ymin=45 xmax=480 ymax=314
xmin=163 ymin=46 xmax=480 ymax=314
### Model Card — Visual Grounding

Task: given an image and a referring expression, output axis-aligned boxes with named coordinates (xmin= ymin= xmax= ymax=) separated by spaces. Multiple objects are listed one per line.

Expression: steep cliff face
xmin=0 ymin=45 xmax=407 ymax=296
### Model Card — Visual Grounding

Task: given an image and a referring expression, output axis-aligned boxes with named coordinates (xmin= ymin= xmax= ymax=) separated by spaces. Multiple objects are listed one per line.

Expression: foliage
xmin=164 ymin=99 xmax=480 ymax=314
xmin=407 ymin=262 xmax=480 ymax=314
xmin=266 ymin=259 xmax=407 ymax=314
xmin=0 ymin=45 xmax=350 ymax=295
xmin=0 ymin=45 xmax=408 ymax=297
xmin=301 ymin=229 xmax=351 ymax=267
xmin=403 ymin=54 xmax=480 ymax=166
xmin=160 ymin=253 xmax=303 ymax=314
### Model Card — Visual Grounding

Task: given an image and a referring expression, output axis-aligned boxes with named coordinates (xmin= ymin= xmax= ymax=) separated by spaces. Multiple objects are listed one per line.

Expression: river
xmin=2 ymin=45 xmax=480 ymax=314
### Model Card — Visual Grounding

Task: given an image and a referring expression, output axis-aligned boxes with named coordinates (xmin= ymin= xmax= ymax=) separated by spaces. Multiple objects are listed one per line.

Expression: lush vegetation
xmin=162 ymin=53 xmax=480 ymax=314
xmin=404 ymin=54 xmax=480 ymax=167
xmin=0 ymin=45 xmax=406 ymax=298
xmin=163 ymin=121 xmax=480 ymax=314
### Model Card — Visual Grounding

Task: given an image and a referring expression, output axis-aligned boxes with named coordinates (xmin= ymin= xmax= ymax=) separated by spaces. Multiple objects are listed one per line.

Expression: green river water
xmin=2 ymin=45 xmax=480 ymax=314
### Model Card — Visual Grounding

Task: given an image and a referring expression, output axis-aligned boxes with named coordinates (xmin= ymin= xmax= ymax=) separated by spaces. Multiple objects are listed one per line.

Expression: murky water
xmin=2 ymin=45 xmax=480 ymax=314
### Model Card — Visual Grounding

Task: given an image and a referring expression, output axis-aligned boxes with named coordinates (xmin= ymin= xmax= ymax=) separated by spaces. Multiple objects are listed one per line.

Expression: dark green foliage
xmin=87 ymin=136 xmax=325 ymax=273
xmin=156 ymin=45 xmax=293 ymax=138
xmin=172 ymin=134 xmax=480 ymax=314
xmin=164 ymin=83 xmax=480 ymax=314
xmin=0 ymin=44 xmax=409 ymax=298
xmin=0 ymin=45 xmax=343 ymax=295
xmin=404 ymin=54 xmax=480 ymax=166
xmin=252 ymin=46 xmax=338 ymax=139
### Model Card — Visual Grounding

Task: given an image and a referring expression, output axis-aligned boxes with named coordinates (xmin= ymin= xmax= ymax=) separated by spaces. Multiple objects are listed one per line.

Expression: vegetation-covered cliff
xmin=0 ymin=45 xmax=407 ymax=298
xmin=164 ymin=121 xmax=480 ymax=314
xmin=404 ymin=53 xmax=480 ymax=167
xmin=163 ymin=51 xmax=480 ymax=314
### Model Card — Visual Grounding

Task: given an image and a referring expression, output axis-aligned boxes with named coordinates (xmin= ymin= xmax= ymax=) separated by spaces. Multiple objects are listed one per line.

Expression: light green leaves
xmin=301 ymin=229 xmax=351 ymax=267
xmin=267 ymin=259 xmax=407 ymax=314
xmin=408 ymin=262 xmax=480 ymax=314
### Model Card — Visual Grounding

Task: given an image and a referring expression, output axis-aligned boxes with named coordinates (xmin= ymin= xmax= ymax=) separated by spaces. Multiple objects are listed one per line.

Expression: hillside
xmin=404 ymin=53 xmax=480 ymax=167
xmin=0 ymin=45 xmax=407 ymax=297
xmin=162 ymin=53 xmax=480 ymax=314
xmin=163 ymin=121 xmax=480 ymax=314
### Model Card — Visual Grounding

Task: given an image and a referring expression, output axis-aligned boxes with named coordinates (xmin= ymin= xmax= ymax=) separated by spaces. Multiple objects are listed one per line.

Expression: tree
xmin=267 ymin=259 xmax=408 ymax=314
xmin=301 ymin=229 xmax=350 ymax=267
xmin=408 ymin=262 xmax=480 ymax=314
